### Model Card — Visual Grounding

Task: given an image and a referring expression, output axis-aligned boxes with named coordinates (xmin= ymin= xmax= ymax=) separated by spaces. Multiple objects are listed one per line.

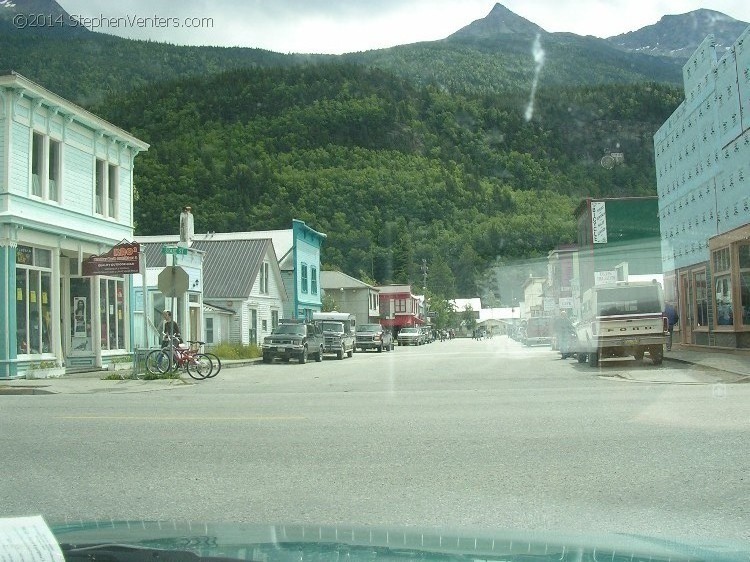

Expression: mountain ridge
xmin=606 ymin=8 xmax=749 ymax=58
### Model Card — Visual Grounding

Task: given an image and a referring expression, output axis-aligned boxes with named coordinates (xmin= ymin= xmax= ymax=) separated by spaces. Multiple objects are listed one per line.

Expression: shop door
xmin=190 ymin=305 xmax=199 ymax=344
xmin=249 ymin=309 xmax=257 ymax=345
xmin=68 ymin=277 xmax=93 ymax=355
xmin=680 ymin=272 xmax=692 ymax=344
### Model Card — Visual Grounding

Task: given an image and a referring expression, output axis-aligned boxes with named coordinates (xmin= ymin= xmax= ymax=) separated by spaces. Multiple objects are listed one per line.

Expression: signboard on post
xmin=162 ymin=245 xmax=188 ymax=256
xmin=157 ymin=266 xmax=190 ymax=298
xmin=591 ymin=201 xmax=608 ymax=244
xmin=82 ymin=241 xmax=140 ymax=276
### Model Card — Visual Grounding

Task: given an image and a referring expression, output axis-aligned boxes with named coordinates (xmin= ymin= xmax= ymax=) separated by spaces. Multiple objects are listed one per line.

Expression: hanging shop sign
xmin=82 ymin=241 xmax=141 ymax=276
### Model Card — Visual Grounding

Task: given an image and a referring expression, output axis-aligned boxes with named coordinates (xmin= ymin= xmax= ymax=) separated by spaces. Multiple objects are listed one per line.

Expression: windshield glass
xmin=596 ymin=286 xmax=663 ymax=315
xmin=4 ymin=0 xmax=750 ymax=556
xmin=272 ymin=324 xmax=305 ymax=336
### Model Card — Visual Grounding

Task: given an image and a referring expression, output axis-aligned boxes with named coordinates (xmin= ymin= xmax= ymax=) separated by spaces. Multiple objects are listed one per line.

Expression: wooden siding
xmin=6 ymin=99 xmax=136 ymax=231
xmin=117 ymin=163 xmax=131 ymax=226
xmin=9 ymin=121 xmax=28 ymax=195
xmin=229 ymin=312 xmax=241 ymax=343
xmin=281 ymin=270 xmax=294 ymax=318
xmin=247 ymin=256 xmax=285 ymax=341
xmin=296 ymin=237 xmax=321 ymax=308
xmin=0 ymin=113 xmax=4 ymax=191
xmin=63 ymin=145 xmax=93 ymax=213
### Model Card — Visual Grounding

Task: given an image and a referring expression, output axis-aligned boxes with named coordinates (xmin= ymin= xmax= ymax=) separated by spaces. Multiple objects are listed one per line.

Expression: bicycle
xmin=145 ymin=336 xmax=213 ymax=380
xmin=186 ymin=340 xmax=222 ymax=378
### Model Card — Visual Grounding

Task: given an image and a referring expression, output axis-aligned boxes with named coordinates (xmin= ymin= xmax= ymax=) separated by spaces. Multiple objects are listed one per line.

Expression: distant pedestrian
xmin=663 ymin=302 xmax=679 ymax=351
xmin=161 ymin=310 xmax=181 ymax=348
xmin=554 ymin=311 xmax=575 ymax=359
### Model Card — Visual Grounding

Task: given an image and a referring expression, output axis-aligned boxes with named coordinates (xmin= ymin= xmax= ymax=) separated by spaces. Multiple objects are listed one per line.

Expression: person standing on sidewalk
xmin=664 ymin=302 xmax=679 ymax=351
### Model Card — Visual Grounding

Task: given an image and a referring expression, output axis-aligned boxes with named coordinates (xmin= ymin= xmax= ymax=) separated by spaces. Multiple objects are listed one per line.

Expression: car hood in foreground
xmin=50 ymin=522 xmax=750 ymax=562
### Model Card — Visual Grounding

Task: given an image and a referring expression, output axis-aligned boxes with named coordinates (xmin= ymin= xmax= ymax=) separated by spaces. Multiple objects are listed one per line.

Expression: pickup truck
xmin=575 ymin=281 xmax=668 ymax=367
xmin=261 ymin=321 xmax=324 ymax=364
xmin=355 ymin=323 xmax=393 ymax=352
xmin=317 ymin=320 xmax=355 ymax=359
xmin=312 ymin=312 xmax=356 ymax=360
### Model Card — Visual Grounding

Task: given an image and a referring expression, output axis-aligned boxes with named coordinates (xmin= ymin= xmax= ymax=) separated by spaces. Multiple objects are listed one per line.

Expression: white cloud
xmin=55 ymin=0 xmax=750 ymax=53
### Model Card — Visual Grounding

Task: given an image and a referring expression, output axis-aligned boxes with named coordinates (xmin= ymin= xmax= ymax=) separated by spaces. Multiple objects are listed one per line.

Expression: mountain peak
xmin=0 ymin=0 xmax=89 ymax=36
xmin=607 ymin=8 xmax=748 ymax=58
xmin=447 ymin=3 xmax=544 ymax=41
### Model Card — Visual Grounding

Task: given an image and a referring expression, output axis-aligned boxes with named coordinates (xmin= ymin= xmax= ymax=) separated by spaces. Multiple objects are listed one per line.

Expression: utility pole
xmin=421 ymin=259 xmax=428 ymax=291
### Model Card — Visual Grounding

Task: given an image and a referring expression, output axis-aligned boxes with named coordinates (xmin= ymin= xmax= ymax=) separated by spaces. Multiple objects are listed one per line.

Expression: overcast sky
xmin=54 ymin=1 xmax=750 ymax=54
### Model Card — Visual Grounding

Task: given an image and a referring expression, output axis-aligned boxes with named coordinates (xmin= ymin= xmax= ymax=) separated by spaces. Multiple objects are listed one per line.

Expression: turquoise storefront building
xmin=0 ymin=71 xmax=149 ymax=378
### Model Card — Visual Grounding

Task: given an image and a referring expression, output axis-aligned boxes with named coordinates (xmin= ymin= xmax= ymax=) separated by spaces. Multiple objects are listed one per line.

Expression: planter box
xmin=25 ymin=367 xmax=66 ymax=379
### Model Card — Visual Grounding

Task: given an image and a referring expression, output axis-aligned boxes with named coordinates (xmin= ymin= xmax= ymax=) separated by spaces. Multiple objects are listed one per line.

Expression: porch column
xmin=0 ymin=240 xmax=18 ymax=378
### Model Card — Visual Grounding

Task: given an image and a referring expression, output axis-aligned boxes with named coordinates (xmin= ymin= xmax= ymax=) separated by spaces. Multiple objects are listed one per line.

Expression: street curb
xmin=219 ymin=358 xmax=263 ymax=369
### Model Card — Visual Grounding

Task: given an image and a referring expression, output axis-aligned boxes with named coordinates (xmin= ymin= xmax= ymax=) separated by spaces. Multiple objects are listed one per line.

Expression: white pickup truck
xmin=575 ymin=281 xmax=668 ymax=367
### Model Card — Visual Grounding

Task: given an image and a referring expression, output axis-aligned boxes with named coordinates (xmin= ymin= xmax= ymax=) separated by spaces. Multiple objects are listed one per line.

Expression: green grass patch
xmin=210 ymin=343 xmax=262 ymax=360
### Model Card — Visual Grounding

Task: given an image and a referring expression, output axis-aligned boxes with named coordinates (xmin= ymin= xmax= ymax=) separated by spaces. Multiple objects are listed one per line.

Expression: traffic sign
xmin=158 ymin=266 xmax=189 ymax=298
xmin=162 ymin=245 xmax=187 ymax=255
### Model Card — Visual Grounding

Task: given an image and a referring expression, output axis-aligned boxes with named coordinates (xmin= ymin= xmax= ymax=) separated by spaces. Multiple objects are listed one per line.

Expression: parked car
xmin=261 ymin=321 xmax=324 ymax=364
xmin=397 ymin=327 xmax=423 ymax=346
xmin=355 ymin=323 xmax=393 ymax=352
xmin=521 ymin=317 xmax=552 ymax=346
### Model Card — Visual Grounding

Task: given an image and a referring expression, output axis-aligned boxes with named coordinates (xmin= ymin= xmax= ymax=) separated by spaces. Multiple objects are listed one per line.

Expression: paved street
xmin=2 ymin=336 xmax=749 ymax=545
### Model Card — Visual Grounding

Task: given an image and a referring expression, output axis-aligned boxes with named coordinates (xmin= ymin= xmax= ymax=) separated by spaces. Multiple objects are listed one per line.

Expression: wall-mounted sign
xmin=594 ymin=270 xmax=618 ymax=285
xmin=82 ymin=241 xmax=140 ymax=276
xmin=591 ymin=201 xmax=608 ymax=244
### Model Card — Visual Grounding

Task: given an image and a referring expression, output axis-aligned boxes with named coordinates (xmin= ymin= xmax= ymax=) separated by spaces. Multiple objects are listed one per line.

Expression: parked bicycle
xmin=186 ymin=340 xmax=222 ymax=378
xmin=145 ymin=335 xmax=213 ymax=380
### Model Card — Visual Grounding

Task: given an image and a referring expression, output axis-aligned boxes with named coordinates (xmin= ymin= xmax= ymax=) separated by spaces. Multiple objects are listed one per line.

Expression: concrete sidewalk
xmin=0 ymin=357 xmax=263 ymax=394
xmin=663 ymin=344 xmax=750 ymax=381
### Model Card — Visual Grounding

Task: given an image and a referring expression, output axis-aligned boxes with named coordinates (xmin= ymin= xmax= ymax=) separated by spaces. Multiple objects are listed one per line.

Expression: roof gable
xmin=141 ymin=239 xmax=278 ymax=298
xmin=321 ymin=270 xmax=376 ymax=290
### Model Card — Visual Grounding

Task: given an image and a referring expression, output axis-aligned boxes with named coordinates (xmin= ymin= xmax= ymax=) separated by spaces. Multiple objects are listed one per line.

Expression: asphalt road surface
xmin=2 ymin=336 xmax=748 ymax=545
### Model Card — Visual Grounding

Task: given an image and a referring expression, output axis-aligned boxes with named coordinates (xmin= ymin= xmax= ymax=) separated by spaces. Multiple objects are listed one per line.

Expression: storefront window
xmin=739 ymin=244 xmax=750 ymax=326
xmin=712 ymin=247 xmax=732 ymax=327
xmin=108 ymin=164 xmax=118 ymax=218
xmin=693 ymin=270 xmax=708 ymax=327
xmin=100 ymin=277 xmax=125 ymax=350
xmin=16 ymin=246 xmax=53 ymax=355
xmin=715 ymin=276 xmax=733 ymax=325
xmin=31 ymin=133 xmax=43 ymax=197
xmin=49 ymin=139 xmax=61 ymax=202
xmin=95 ymin=159 xmax=105 ymax=215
